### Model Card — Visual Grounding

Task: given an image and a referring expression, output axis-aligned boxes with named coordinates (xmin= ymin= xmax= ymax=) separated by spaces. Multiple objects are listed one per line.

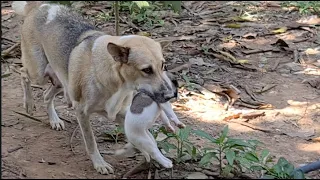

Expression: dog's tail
xmin=12 ymin=1 xmax=43 ymax=16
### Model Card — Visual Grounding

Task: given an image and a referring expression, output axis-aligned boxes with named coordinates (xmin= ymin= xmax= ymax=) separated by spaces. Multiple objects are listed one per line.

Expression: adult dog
xmin=12 ymin=1 xmax=173 ymax=175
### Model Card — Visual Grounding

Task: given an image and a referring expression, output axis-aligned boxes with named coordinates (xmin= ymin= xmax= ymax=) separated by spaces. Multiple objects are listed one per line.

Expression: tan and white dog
xmin=12 ymin=1 xmax=175 ymax=175
xmin=115 ymin=72 xmax=185 ymax=168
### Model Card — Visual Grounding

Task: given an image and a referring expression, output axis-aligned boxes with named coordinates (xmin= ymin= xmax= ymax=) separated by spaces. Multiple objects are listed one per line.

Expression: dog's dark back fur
xmin=33 ymin=4 xmax=101 ymax=68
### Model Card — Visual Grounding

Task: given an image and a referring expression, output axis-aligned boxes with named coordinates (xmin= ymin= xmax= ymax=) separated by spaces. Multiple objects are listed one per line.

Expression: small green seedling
xmin=104 ymin=126 xmax=125 ymax=144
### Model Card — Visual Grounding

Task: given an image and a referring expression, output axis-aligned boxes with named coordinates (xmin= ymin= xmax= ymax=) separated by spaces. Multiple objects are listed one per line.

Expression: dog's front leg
xmin=105 ymin=88 xmax=131 ymax=122
xmin=76 ymin=106 xmax=114 ymax=175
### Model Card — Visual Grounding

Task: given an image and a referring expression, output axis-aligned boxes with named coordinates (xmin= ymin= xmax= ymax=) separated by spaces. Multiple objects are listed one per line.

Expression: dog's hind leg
xmin=76 ymin=106 xmax=114 ymax=175
xmin=20 ymin=67 xmax=35 ymax=115
xmin=43 ymin=84 xmax=65 ymax=130
xmin=19 ymin=38 xmax=48 ymax=114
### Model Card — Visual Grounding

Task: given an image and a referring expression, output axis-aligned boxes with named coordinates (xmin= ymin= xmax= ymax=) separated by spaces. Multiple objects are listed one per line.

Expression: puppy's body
xmin=13 ymin=1 xmax=174 ymax=175
xmin=115 ymin=72 xmax=185 ymax=168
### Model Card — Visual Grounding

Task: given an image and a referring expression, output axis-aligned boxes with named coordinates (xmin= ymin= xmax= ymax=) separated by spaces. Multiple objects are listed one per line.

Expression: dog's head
xmin=107 ymin=35 xmax=176 ymax=101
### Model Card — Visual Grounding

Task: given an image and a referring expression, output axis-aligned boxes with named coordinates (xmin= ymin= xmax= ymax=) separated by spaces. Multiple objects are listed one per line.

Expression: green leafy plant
xmin=249 ymin=155 xmax=305 ymax=179
xmin=281 ymin=1 xmax=320 ymax=15
xmin=194 ymin=125 xmax=264 ymax=177
xmin=104 ymin=126 xmax=125 ymax=144
xmin=95 ymin=12 xmax=112 ymax=22
xmin=119 ymin=1 xmax=164 ymax=28
xmin=193 ymin=125 xmax=306 ymax=179
xmin=156 ymin=126 xmax=200 ymax=163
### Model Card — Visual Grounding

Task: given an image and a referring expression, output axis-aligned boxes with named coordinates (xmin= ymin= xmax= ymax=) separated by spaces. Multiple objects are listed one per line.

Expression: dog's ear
xmin=107 ymin=42 xmax=130 ymax=63
xmin=159 ymin=41 xmax=171 ymax=50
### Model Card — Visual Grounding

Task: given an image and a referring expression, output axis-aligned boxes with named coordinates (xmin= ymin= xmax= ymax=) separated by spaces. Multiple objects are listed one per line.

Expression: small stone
xmin=194 ymin=167 xmax=203 ymax=172
xmin=156 ymin=133 xmax=167 ymax=141
xmin=277 ymin=68 xmax=290 ymax=74
xmin=186 ymin=172 xmax=208 ymax=179
xmin=282 ymin=62 xmax=304 ymax=72
xmin=181 ymin=154 xmax=192 ymax=162
xmin=202 ymin=169 xmax=219 ymax=176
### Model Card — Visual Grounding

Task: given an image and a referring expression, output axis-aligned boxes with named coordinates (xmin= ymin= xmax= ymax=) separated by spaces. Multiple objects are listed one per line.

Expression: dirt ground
xmin=1 ymin=1 xmax=320 ymax=179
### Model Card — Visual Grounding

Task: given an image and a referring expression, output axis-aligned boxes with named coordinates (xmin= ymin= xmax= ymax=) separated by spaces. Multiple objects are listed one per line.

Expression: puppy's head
xmin=163 ymin=71 xmax=179 ymax=100
xmin=107 ymin=35 xmax=175 ymax=100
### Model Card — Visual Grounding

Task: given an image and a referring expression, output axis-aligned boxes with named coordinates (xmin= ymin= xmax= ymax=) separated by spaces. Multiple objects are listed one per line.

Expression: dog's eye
xmin=141 ymin=67 xmax=153 ymax=74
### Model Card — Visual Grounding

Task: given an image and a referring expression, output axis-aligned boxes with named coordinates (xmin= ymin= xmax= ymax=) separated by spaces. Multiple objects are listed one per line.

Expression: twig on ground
xmin=7 ymin=146 xmax=23 ymax=153
xmin=294 ymin=48 xmax=299 ymax=63
xmin=114 ymin=1 xmax=120 ymax=36
xmin=70 ymin=125 xmax=79 ymax=155
xmin=59 ymin=116 xmax=72 ymax=124
xmin=119 ymin=17 xmax=142 ymax=32
xmin=271 ymin=58 xmax=281 ymax=71
xmin=243 ymin=85 xmax=259 ymax=102
xmin=1 ymin=42 xmax=20 ymax=58
xmin=13 ymin=110 xmax=42 ymax=123
xmin=168 ymin=63 xmax=190 ymax=73
xmin=123 ymin=160 xmax=149 ymax=178
xmin=31 ymin=84 xmax=43 ymax=89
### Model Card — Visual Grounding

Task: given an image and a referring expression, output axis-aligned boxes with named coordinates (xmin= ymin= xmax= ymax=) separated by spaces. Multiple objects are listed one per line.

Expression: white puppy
xmin=115 ymin=72 xmax=185 ymax=168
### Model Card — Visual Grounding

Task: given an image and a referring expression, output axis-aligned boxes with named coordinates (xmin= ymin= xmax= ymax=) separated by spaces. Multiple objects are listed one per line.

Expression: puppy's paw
xmin=176 ymin=122 xmax=186 ymax=129
xmin=93 ymin=160 xmax=114 ymax=175
xmin=50 ymin=120 xmax=65 ymax=131
xmin=166 ymin=125 xmax=176 ymax=133
xmin=161 ymin=159 xmax=173 ymax=169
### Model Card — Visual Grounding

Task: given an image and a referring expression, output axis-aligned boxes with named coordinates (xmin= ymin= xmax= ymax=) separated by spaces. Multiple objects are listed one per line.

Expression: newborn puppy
xmin=116 ymin=72 xmax=185 ymax=168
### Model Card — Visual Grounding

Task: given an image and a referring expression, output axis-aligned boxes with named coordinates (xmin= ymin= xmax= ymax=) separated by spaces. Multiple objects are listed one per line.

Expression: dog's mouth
xmin=137 ymin=88 xmax=176 ymax=103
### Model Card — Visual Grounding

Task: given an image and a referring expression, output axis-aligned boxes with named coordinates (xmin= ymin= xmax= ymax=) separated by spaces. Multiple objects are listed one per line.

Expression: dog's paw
xmin=50 ymin=120 xmax=65 ymax=131
xmin=24 ymin=101 xmax=36 ymax=115
xmin=93 ymin=161 xmax=114 ymax=175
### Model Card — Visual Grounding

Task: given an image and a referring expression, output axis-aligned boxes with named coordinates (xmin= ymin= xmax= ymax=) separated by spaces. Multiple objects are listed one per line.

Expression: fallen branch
xmin=1 ymin=42 xmax=20 ymax=58
xmin=119 ymin=17 xmax=141 ymax=32
xmin=13 ymin=110 xmax=42 ymax=123
xmin=243 ymin=85 xmax=259 ymax=102
xmin=242 ymin=49 xmax=273 ymax=55
xmin=294 ymin=48 xmax=299 ymax=63
xmin=70 ymin=125 xmax=79 ymax=155
xmin=229 ymin=121 xmax=273 ymax=133
xmin=1 ymin=72 xmax=12 ymax=78
xmin=154 ymin=169 xmax=160 ymax=179
xmin=223 ymin=111 xmax=265 ymax=121
xmin=123 ymin=160 xmax=149 ymax=178
xmin=255 ymin=84 xmax=277 ymax=94
xmin=7 ymin=146 xmax=23 ymax=153
xmin=59 ymin=116 xmax=72 ymax=124
xmin=271 ymin=58 xmax=281 ymax=71
xmin=31 ymin=84 xmax=44 ymax=89
xmin=168 ymin=63 xmax=190 ymax=73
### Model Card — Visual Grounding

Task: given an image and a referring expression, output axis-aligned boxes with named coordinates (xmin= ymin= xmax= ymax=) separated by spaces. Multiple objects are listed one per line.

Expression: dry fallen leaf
xmin=243 ymin=32 xmax=258 ymax=39
xmin=241 ymin=111 xmax=266 ymax=120
xmin=272 ymin=27 xmax=288 ymax=34
xmin=136 ymin=31 xmax=151 ymax=37
xmin=225 ymin=23 xmax=242 ymax=28
xmin=223 ymin=113 xmax=242 ymax=121
xmin=297 ymin=15 xmax=320 ymax=25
